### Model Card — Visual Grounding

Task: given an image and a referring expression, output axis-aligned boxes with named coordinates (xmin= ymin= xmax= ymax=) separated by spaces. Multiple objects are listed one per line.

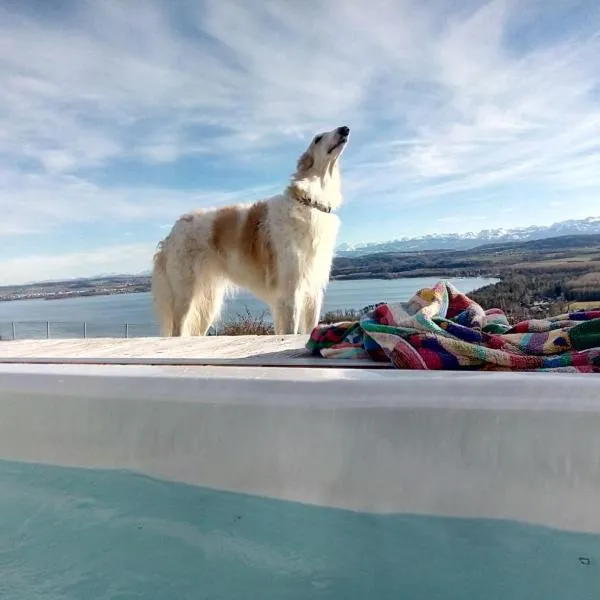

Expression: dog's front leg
xmin=273 ymin=293 xmax=302 ymax=335
xmin=301 ymin=290 xmax=323 ymax=334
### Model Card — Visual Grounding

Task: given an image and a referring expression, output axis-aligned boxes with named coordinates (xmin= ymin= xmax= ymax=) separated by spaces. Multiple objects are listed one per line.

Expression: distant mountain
xmin=336 ymin=216 xmax=600 ymax=256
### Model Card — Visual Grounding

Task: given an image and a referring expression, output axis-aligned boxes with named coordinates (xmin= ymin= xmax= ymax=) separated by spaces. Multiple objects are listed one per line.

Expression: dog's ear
xmin=297 ymin=150 xmax=314 ymax=174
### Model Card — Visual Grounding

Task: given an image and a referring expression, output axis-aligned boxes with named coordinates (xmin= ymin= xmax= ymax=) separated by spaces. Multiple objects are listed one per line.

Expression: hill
xmin=332 ymin=233 xmax=600 ymax=320
xmin=331 ymin=234 xmax=600 ymax=281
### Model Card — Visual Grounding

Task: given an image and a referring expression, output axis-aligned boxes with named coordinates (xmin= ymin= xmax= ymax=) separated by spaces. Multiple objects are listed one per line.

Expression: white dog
xmin=152 ymin=125 xmax=350 ymax=336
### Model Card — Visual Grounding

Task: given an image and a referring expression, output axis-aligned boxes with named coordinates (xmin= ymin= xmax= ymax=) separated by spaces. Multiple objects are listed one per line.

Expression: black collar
xmin=288 ymin=187 xmax=332 ymax=214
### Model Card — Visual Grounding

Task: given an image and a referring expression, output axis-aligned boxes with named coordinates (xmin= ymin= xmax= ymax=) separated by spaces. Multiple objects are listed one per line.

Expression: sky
xmin=2 ymin=0 xmax=600 ymax=284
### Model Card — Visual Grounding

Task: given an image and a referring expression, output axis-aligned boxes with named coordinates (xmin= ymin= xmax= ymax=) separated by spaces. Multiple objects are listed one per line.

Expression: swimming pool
xmin=1 ymin=460 xmax=597 ymax=600
xmin=0 ymin=363 xmax=599 ymax=599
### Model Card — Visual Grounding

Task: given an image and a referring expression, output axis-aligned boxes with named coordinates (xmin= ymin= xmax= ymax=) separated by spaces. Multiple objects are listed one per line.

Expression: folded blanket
xmin=307 ymin=281 xmax=600 ymax=372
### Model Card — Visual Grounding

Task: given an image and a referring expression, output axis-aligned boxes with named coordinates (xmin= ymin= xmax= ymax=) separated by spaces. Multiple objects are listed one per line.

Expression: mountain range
xmin=336 ymin=216 xmax=600 ymax=256
xmin=16 ymin=217 xmax=600 ymax=287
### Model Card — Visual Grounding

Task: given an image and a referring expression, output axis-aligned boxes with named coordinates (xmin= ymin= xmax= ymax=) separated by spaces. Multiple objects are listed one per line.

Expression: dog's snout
xmin=337 ymin=126 xmax=350 ymax=137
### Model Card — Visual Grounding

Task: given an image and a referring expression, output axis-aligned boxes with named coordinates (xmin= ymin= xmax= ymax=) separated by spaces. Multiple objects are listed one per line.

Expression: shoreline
xmin=0 ymin=273 xmax=498 ymax=303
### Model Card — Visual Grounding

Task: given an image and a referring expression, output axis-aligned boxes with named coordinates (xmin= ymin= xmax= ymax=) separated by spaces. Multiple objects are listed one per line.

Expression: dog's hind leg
xmin=152 ymin=241 xmax=177 ymax=336
xmin=171 ymin=290 xmax=193 ymax=337
xmin=180 ymin=278 xmax=226 ymax=336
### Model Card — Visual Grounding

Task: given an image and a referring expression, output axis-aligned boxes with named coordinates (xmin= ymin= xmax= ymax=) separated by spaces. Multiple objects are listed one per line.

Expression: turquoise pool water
xmin=0 ymin=460 xmax=597 ymax=599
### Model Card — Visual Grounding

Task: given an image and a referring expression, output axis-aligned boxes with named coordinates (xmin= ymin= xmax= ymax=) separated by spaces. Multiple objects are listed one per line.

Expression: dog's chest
xmin=277 ymin=211 xmax=339 ymax=281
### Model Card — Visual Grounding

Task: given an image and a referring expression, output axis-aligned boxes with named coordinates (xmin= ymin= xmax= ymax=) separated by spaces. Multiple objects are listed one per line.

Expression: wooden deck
xmin=0 ymin=335 xmax=389 ymax=368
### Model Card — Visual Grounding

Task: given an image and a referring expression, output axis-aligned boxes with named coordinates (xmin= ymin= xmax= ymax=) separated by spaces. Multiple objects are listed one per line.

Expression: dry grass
xmin=321 ymin=308 xmax=361 ymax=323
xmin=568 ymin=271 xmax=600 ymax=287
xmin=567 ymin=301 xmax=600 ymax=311
xmin=565 ymin=270 xmax=600 ymax=302
xmin=218 ymin=308 xmax=274 ymax=336
xmin=512 ymin=260 xmax=600 ymax=271
xmin=217 ymin=307 xmax=363 ymax=335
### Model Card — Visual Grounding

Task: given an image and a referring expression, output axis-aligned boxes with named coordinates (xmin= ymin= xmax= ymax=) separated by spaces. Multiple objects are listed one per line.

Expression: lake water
xmin=0 ymin=277 xmax=497 ymax=339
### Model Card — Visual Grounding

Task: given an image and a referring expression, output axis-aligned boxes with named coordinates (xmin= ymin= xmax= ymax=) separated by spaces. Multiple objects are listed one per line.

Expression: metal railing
xmin=0 ymin=321 xmax=222 ymax=340
xmin=1 ymin=321 xmax=142 ymax=341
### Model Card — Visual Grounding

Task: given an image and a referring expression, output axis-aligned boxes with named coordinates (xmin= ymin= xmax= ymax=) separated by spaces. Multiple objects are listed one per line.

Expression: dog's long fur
xmin=152 ymin=126 xmax=349 ymax=336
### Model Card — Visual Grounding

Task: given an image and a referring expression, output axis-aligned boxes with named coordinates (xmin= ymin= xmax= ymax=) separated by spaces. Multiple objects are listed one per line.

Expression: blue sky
xmin=1 ymin=0 xmax=600 ymax=284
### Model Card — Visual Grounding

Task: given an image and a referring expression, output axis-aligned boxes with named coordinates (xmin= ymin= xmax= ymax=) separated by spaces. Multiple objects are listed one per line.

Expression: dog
xmin=152 ymin=125 xmax=350 ymax=336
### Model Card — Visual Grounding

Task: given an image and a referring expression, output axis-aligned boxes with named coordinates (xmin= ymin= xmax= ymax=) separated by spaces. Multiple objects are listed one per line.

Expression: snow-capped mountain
xmin=336 ymin=217 xmax=600 ymax=256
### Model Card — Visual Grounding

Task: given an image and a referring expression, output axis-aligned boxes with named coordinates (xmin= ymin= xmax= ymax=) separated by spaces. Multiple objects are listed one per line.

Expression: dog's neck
xmin=287 ymin=163 xmax=343 ymax=214
xmin=287 ymin=185 xmax=332 ymax=214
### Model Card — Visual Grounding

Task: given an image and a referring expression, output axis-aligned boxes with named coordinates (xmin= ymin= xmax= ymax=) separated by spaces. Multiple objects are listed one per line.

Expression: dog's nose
xmin=337 ymin=126 xmax=350 ymax=137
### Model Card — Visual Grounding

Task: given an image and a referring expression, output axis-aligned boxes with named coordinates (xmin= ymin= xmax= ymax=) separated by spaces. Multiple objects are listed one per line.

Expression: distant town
xmin=0 ymin=275 xmax=151 ymax=302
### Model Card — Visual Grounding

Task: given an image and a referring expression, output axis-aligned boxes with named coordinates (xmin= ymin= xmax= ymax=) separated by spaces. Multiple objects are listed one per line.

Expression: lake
xmin=0 ymin=277 xmax=497 ymax=339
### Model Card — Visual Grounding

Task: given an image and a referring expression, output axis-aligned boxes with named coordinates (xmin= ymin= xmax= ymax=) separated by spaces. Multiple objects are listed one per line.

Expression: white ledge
xmin=0 ymin=334 xmax=388 ymax=367
xmin=0 ymin=360 xmax=599 ymax=535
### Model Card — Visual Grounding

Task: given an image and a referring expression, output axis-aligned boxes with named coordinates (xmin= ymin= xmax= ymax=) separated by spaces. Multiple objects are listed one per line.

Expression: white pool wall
xmin=1 ymin=363 xmax=599 ymax=534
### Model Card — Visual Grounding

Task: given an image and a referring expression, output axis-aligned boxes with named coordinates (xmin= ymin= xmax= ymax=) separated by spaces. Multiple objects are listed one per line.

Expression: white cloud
xmin=0 ymin=244 xmax=155 ymax=285
xmin=1 ymin=0 xmax=600 ymax=281
xmin=0 ymin=1 xmax=594 ymax=170
xmin=0 ymin=167 xmax=279 ymax=236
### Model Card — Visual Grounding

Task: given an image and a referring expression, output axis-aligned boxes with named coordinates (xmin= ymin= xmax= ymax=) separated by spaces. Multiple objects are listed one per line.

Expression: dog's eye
xmin=314 ymin=135 xmax=323 ymax=144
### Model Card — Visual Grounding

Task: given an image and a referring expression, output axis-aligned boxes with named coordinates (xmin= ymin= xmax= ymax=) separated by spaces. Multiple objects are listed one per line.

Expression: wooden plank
xmin=0 ymin=335 xmax=306 ymax=359
xmin=0 ymin=356 xmax=388 ymax=368
xmin=0 ymin=335 xmax=390 ymax=368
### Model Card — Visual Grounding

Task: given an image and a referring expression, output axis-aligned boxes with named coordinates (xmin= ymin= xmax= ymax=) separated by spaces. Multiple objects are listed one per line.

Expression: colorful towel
xmin=307 ymin=281 xmax=600 ymax=372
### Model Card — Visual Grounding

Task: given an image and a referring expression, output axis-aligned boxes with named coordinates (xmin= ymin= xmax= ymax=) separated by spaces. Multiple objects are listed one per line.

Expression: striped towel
xmin=307 ymin=281 xmax=600 ymax=372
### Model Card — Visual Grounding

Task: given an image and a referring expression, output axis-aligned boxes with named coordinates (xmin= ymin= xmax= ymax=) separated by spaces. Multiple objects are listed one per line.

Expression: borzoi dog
xmin=152 ymin=125 xmax=350 ymax=336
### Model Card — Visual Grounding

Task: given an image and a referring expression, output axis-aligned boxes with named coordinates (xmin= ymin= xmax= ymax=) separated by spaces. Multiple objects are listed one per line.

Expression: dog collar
xmin=289 ymin=188 xmax=332 ymax=214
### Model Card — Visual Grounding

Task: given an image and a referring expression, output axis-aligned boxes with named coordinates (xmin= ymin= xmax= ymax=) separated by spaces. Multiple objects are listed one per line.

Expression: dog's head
xmin=296 ymin=125 xmax=350 ymax=176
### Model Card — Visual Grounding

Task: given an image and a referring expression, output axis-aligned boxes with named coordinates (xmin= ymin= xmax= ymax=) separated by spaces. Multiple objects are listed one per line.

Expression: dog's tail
xmin=151 ymin=239 xmax=176 ymax=336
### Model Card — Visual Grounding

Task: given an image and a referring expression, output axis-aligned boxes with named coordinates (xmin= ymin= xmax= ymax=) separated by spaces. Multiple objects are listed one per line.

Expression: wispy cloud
xmin=1 ymin=0 xmax=600 ymax=282
xmin=0 ymin=244 xmax=155 ymax=285
xmin=0 ymin=166 xmax=279 ymax=237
